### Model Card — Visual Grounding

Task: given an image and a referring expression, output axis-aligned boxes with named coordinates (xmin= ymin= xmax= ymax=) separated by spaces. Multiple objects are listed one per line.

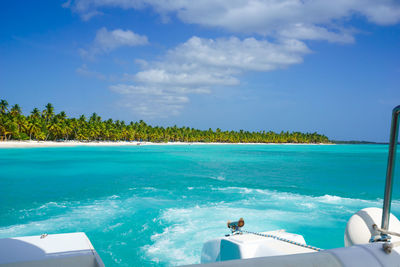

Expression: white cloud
xmin=68 ymin=0 xmax=400 ymax=117
xmin=76 ymin=64 xmax=107 ymax=80
xmin=110 ymin=84 xmax=191 ymax=117
xmin=81 ymin=10 xmax=103 ymax=21
xmin=278 ymin=24 xmax=355 ymax=44
xmin=67 ymin=0 xmax=400 ymax=42
xmin=80 ymin=27 xmax=148 ymax=59
xmin=110 ymin=36 xmax=310 ymax=117
xmin=167 ymin=36 xmax=310 ymax=71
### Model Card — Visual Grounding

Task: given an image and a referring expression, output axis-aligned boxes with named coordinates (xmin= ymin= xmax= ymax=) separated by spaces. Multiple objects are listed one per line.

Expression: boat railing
xmin=381 ymin=105 xmax=400 ymax=234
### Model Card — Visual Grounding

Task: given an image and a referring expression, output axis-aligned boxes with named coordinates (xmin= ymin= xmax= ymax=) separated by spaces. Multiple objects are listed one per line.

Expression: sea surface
xmin=0 ymin=144 xmax=399 ymax=266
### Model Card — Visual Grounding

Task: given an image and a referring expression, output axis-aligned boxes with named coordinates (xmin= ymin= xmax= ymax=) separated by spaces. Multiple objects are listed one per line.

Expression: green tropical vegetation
xmin=0 ymin=99 xmax=330 ymax=143
xmin=332 ymin=140 xmax=384 ymax=144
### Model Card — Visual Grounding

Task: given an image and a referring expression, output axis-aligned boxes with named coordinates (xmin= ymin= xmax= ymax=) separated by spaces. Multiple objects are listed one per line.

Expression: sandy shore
xmin=0 ymin=140 xmax=331 ymax=148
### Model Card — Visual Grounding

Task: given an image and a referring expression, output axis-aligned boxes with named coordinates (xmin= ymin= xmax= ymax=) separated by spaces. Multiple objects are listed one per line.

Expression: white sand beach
xmin=0 ymin=140 xmax=331 ymax=148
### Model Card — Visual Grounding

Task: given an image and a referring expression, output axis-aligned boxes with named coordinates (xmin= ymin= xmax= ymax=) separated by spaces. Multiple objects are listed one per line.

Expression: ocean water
xmin=0 ymin=144 xmax=399 ymax=266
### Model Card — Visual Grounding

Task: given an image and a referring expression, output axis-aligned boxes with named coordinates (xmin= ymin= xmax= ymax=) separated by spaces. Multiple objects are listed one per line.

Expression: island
xmin=0 ymin=99 xmax=330 ymax=144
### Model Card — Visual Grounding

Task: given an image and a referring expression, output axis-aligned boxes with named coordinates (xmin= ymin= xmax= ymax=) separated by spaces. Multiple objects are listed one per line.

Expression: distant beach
xmin=0 ymin=140 xmax=332 ymax=148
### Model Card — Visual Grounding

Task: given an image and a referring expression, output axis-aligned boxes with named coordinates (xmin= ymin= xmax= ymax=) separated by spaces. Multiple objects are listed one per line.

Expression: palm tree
xmin=0 ymin=99 xmax=8 ymax=114
xmin=43 ymin=103 xmax=55 ymax=123
xmin=10 ymin=104 xmax=21 ymax=117
xmin=31 ymin=108 xmax=41 ymax=118
xmin=28 ymin=118 xmax=42 ymax=140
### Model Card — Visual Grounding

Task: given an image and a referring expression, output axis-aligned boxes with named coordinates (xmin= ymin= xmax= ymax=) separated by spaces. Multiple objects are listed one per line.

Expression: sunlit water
xmin=0 ymin=144 xmax=399 ymax=266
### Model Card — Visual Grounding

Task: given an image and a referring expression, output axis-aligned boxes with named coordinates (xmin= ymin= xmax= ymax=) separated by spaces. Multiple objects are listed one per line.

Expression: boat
xmin=193 ymin=105 xmax=400 ymax=266
xmin=0 ymin=105 xmax=399 ymax=267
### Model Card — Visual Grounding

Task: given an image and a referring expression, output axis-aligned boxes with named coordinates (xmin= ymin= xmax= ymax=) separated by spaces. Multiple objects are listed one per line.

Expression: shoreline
xmin=0 ymin=140 xmax=333 ymax=148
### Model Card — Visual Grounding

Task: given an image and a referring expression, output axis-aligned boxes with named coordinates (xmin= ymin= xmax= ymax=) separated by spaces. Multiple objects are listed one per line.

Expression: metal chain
xmin=241 ymin=230 xmax=323 ymax=252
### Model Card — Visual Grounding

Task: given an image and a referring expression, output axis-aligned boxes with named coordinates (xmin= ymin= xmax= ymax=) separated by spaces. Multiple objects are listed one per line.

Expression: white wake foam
xmin=2 ymin=186 xmax=399 ymax=266
xmin=143 ymin=186 xmax=400 ymax=266
xmin=0 ymin=195 xmax=138 ymax=237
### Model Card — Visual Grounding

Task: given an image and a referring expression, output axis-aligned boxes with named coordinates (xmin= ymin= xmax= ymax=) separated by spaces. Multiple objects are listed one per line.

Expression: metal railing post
xmin=381 ymin=105 xmax=400 ymax=232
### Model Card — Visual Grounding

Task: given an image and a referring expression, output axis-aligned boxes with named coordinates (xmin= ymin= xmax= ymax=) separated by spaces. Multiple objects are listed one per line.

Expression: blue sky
xmin=1 ymin=0 xmax=400 ymax=141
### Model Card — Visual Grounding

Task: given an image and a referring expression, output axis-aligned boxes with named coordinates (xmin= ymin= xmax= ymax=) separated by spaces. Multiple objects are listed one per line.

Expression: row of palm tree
xmin=0 ymin=99 xmax=330 ymax=143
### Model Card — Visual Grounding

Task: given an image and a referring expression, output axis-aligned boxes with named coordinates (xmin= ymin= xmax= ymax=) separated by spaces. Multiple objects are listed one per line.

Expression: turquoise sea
xmin=1 ymin=144 xmax=400 ymax=266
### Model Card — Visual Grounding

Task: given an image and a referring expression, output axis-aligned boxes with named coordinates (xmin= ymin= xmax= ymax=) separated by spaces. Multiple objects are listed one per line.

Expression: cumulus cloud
xmin=80 ymin=27 xmax=148 ymax=59
xmin=66 ymin=0 xmax=400 ymax=42
xmin=110 ymin=36 xmax=310 ymax=117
